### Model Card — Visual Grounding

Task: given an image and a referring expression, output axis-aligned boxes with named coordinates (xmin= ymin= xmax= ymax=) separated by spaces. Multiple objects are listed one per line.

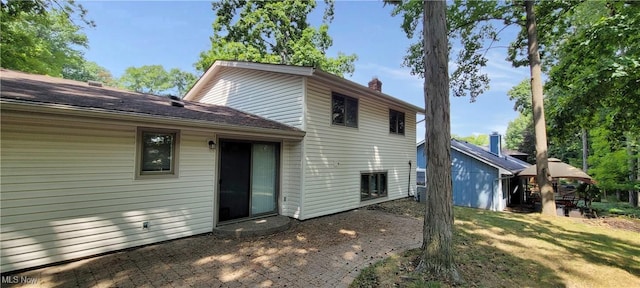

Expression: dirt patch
xmin=576 ymin=217 xmax=640 ymax=233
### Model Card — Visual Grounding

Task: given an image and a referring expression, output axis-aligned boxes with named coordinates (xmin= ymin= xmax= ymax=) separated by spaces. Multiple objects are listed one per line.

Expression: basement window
xmin=361 ymin=172 xmax=387 ymax=200
xmin=137 ymin=128 xmax=180 ymax=178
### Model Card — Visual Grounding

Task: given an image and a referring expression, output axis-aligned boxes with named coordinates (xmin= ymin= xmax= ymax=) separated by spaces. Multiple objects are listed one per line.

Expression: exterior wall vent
xmin=87 ymin=80 xmax=103 ymax=87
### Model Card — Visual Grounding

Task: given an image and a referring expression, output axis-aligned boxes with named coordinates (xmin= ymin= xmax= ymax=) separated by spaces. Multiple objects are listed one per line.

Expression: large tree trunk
xmin=628 ymin=135 xmax=638 ymax=207
xmin=582 ymin=128 xmax=588 ymax=172
xmin=418 ymin=0 xmax=460 ymax=283
xmin=525 ymin=1 xmax=556 ymax=216
xmin=637 ymin=136 xmax=639 ymax=207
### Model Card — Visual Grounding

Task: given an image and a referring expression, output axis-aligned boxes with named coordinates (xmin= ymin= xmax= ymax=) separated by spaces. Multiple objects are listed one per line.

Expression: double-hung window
xmin=332 ymin=93 xmax=358 ymax=128
xmin=389 ymin=109 xmax=405 ymax=135
xmin=137 ymin=128 xmax=180 ymax=178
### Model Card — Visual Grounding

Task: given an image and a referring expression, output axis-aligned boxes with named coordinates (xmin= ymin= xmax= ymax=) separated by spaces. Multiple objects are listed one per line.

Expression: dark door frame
xmin=216 ymin=139 xmax=281 ymax=224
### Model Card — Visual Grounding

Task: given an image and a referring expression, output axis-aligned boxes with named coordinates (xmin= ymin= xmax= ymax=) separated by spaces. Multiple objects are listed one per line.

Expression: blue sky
xmin=79 ymin=1 xmax=529 ymax=142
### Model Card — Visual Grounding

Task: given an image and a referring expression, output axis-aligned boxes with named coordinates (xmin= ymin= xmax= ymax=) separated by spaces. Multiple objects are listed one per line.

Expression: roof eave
xmin=184 ymin=60 xmax=315 ymax=101
xmin=312 ymin=70 xmax=424 ymax=114
xmin=0 ymin=100 xmax=306 ymax=139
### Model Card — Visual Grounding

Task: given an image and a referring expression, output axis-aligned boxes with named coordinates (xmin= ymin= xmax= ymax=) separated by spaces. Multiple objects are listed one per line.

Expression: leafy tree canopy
xmin=117 ymin=65 xmax=197 ymax=96
xmin=63 ymin=60 xmax=115 ymax=86
xmin=388 ymin=0 xmax=582 ymax=101
xmin=545 ymin=1 xmax=640 ymax=140
xmin=0 ymin=0 xmax=95 ymax=78
xmin=452 ymin=134 xmax=489 ymax=146
xmin=195 ymin=0 xmax=357 ymax=77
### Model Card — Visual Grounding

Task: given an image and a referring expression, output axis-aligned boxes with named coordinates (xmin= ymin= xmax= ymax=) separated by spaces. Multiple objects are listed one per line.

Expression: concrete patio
xmin=3 ymin=209 xmax=422 ymax=288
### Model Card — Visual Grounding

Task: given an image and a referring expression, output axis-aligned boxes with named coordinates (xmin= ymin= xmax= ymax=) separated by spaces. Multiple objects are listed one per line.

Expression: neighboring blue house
xmin=416 ymin=133 xmax=530 ymax=211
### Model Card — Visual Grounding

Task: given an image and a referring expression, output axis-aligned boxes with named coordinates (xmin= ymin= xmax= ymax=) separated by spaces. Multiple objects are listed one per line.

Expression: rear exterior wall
xmin=190 ymin=67 xmax=305 ymax=218
xmin=0 ymin=112 xmax=216 ymax=273
xmin=300 ymin=78 xmax=417 ymax=219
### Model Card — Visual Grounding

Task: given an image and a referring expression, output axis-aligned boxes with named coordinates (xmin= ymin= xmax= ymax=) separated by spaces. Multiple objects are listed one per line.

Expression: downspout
xmin=408 ymin=160 xmax=412 ymax=197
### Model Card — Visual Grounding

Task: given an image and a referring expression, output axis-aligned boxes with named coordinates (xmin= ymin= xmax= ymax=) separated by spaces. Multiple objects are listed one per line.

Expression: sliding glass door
xmin=251 ymin=144 xmax=277 ymax=215
xmin=219 ymin=140 xmax=279 ymax=222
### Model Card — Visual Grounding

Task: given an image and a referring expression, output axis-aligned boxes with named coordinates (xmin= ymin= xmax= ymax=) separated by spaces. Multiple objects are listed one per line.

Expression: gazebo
xmin=518 ymin=158 xmax=594 ymax=208
xmin=518 ymin=158 xmax=594 ymax=184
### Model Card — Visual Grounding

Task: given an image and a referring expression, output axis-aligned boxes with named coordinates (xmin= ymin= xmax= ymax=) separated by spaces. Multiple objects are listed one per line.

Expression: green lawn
xmin=353 ymin=199 xmax=640 ymax=288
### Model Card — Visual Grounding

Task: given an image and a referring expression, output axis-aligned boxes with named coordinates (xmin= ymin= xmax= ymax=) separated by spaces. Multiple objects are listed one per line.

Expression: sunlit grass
xmin=353 ymin=199 xmax=640 ymax=287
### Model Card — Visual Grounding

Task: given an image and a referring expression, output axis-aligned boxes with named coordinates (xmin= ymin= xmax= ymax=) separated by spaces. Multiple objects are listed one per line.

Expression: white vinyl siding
xmin=191 ymin=67 xmax=305 ymax=129
xmin=300 ymin=79 xmax=417 ymax=220
xmin=0 ymin=113 xmax=216 ymax=273
xmin=280 ymin=140 xmax=303 ymax=218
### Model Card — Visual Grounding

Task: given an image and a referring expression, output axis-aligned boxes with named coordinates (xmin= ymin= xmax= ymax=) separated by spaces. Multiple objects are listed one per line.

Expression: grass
xmin=352 ymin=199 xmax=640 ymax=288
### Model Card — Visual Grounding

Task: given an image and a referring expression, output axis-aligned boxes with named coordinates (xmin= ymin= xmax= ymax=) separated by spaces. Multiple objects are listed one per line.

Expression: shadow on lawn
xmin=461 ymin=209 xmax=640 ymax=277
xmin=453 ymin=227 xmax=565 ymax=288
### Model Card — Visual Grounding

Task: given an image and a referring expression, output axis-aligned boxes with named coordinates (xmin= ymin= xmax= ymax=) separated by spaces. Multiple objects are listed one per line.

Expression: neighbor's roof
xmin=417 ymin=139 xmax=530 ymax=174
xmin=0 ymin=69 xmax=305 ymax=138
xmin=184 ymin=60 xmax=424 ymax=113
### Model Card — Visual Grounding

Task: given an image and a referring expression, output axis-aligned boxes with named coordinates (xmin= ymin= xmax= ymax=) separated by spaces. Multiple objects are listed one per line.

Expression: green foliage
xmin=588 ymin=128 xmax=631 ymax=191
xmin=452 ymin=134 xmax=489 ymax=146
xmin=576 ymin=183 xmax=601 ymax=207
xmin=117 ymin=65 xmax=197 ymax=96
xmin=168 ymin=68 xmax=198 ymax=96
xmin=1 ymin=3 xmax=89 ymax=77
xmin=507 ymin=79 xmax=532 ymax=116
xmin=196 ymin=0 xmax=356 ymax=77
xmin=505 ymin=114 xmax=531 ymax=149
xmin=388 ymin=0 xmax=526 ymax=101
xmin=546 ymin=1 xmax=640 ymax=139
xmin=62 ymin=60 xmax=115 ymax=85
xmin=590 ymin=201 xmax=640 ymax=218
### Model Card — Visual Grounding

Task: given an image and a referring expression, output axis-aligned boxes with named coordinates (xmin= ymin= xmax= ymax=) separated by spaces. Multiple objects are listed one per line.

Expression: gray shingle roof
xmin=450 ymin=139 xmax=530 ymax=173
xmin=0 ymin=69 xmax=303 ymax=134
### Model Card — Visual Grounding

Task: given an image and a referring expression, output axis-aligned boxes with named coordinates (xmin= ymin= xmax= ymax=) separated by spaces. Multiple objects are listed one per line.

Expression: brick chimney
xmin=368 ymin=77 xmax=382 ymax=92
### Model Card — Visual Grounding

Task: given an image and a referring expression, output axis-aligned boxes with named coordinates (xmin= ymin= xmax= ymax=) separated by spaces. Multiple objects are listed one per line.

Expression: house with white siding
xmin=0 ymin=61 xmax=420 ymax=273
xmin=185 ymin=61 xmax=421 ymax=220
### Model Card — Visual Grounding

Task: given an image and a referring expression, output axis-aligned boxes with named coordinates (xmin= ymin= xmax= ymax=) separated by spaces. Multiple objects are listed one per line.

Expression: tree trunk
xmin=525 ymin=1 xmax=556 ymax=216
xmin=418 ymin=0 xmax=461 ymax=283
xmin=582 ymin=128 xmax=588 ymax=172
xmin=628 ymin=135 xmax=638 ymax=207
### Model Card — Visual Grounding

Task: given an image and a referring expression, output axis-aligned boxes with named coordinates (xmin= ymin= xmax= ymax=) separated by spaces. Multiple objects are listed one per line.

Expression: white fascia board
xmin=215 ymin=61 xmax=315 ymax=76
